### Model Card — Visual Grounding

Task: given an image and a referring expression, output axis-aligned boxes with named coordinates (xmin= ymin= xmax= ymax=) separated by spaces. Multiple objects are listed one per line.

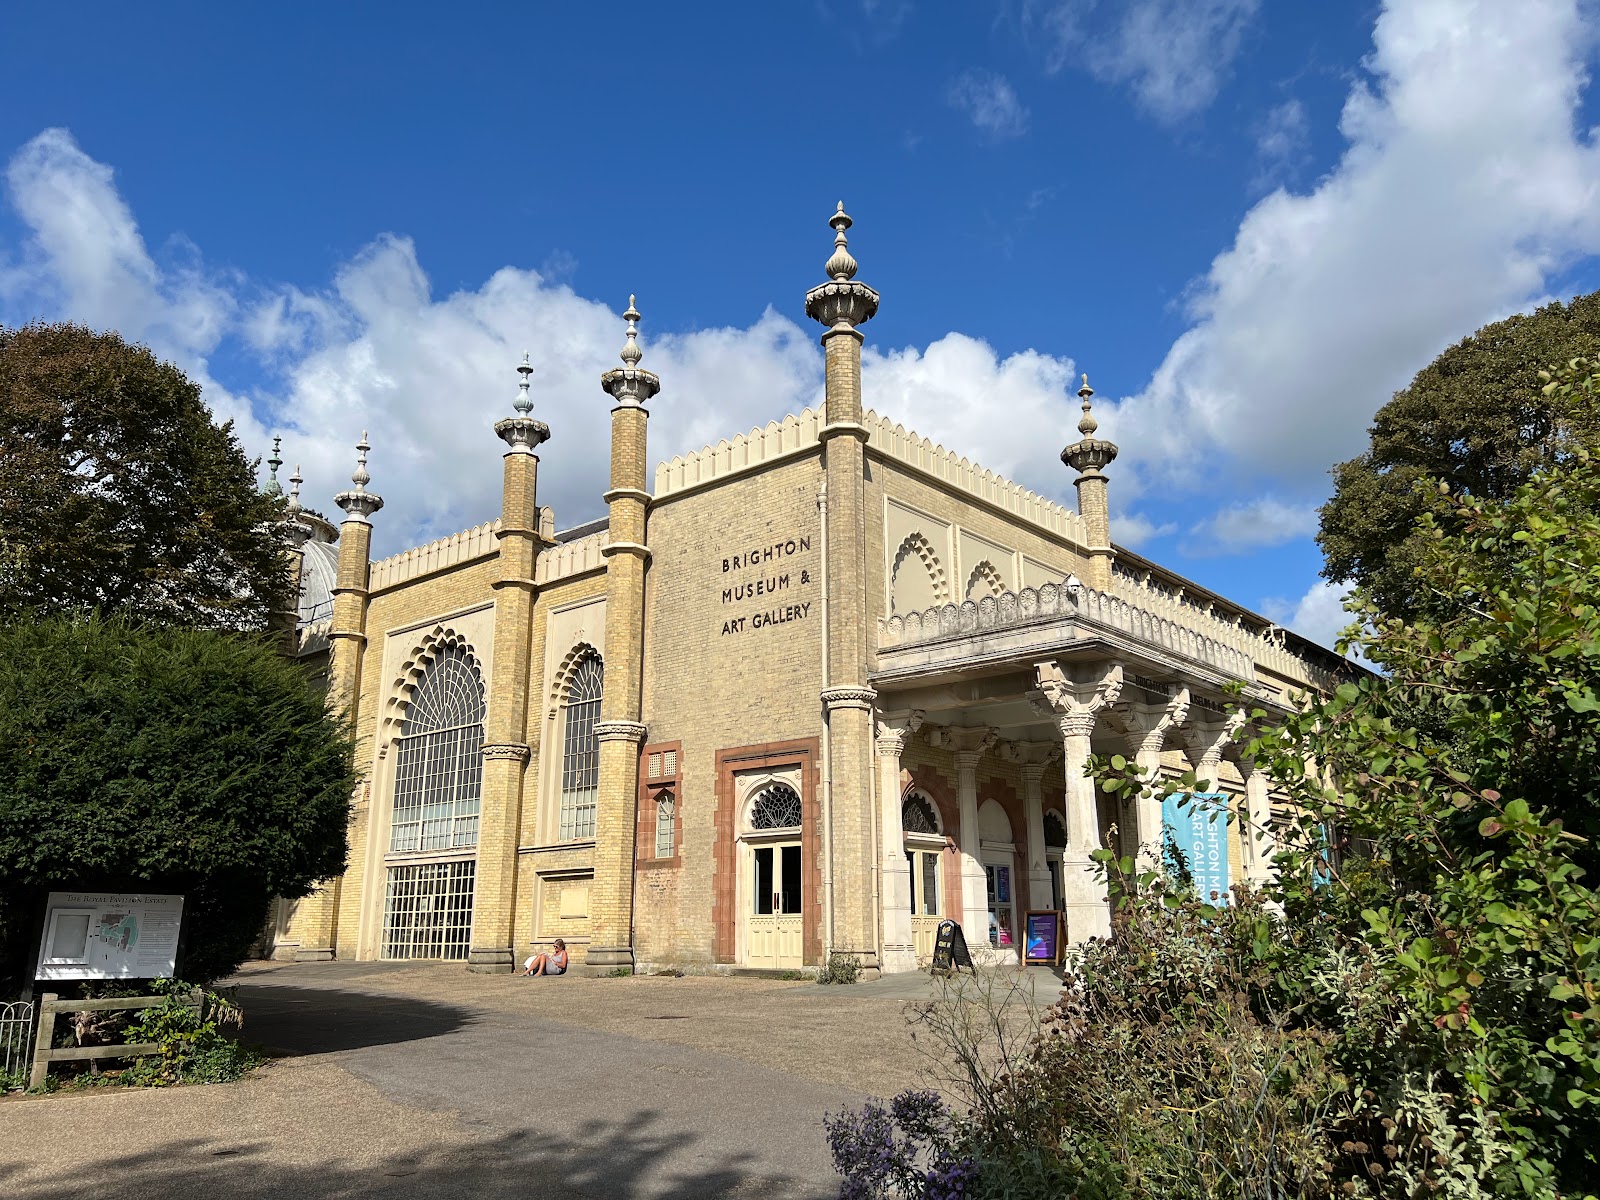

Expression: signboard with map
xmin=35 ymin=892 xmax=184 ymax=981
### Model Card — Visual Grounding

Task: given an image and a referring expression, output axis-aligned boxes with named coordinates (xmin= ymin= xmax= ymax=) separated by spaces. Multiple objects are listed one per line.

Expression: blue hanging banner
xmin=1161 ymin=792 xmax=1232 ymax=903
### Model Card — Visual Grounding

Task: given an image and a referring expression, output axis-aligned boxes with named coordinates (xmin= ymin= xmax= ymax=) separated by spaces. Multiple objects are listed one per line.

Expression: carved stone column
xmin=874 ymin=710 xmax=923 ymax=974
xmin=1182 ymin=711 xmax=1245 ymax=790
xmin=1241 ymin=759 xmax=1276 ymax=886
xmin=1112 ymin=687 xmax=1189 ymax=870
xmin=1004 ymin=741 xmax=1061 ymax=911
xmin=927 ymin=726 xmax=997 ymax=941
xmin=1030 ymin=661 xmax=1123 ymax=944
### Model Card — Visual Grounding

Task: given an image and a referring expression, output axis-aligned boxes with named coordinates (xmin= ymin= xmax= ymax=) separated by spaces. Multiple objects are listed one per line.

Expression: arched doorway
xmin=742 ymin=781 xmax=804 ymax=969
xmin=901 ymin=790 xmax=944 ymax=961
xmin=978 ymin=799 xmax=1018 ymax=954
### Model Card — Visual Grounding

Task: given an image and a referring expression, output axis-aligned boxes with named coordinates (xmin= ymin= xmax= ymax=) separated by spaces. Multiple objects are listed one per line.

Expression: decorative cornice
xmin=602 ymin=487 xmax=653 ymax=506
xmin=595 ymin=719 xmax=649 ymax=745
xmin=482 ymin=742 xmax=531 ymax=763
xmin=600 ymin=540 xmax=652 ymax=560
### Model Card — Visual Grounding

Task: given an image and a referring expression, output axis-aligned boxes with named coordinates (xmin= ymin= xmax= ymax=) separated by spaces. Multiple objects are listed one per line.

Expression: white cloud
xmin=1026 ymin=0 xmax=1261 ymax=123
xmin=947 ymin=70 xmax=1030 ymax=140
xmin=1252 ymin=99 xmax=1310 ymax=189
xmin=1111 ymin=513 xmax=1178 ymax=546
xmin=0 ymin=129 xmax=1094 ymax=555
xmin=1262 ymin=579 xmax=1358 ymax=656
xmin=1187 ymin=496 xmax=1319 ymax=555
xmin=1104 ymin=0 xmax=1600 ymax=495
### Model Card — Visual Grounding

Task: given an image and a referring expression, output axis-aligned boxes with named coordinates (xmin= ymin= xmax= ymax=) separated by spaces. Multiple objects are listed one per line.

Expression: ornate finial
xmin=1062 ymin=370 xmax=1118 ymax=477
xmin=265 ymin=436 xmax=283 ymax=496
xmin=620 ymin=295 xmax=643 ymax=367
xmin=1077 ymin=374 xmax=1098 ymax=436
xmin=515 ymin=352 xmax=533 ymax=415
xmin=600 ymin=293 xmax=661 ymax=408
xmin=806 ymin=202 xmax=879 ymax=329
xmin=825 ymin=201 xmax=858 ymax=282
xmin=351 ymin=431 xmax=371 ymax=488
xmin=498 ymin=354 xmax=551 ymax=451
xmin=335 ymin=431 xmax=384 ymax=521
xmin=283 ymin=463 xmax=312 ymax=548
xmin=287 ymin=463 xmax=303 ymax=513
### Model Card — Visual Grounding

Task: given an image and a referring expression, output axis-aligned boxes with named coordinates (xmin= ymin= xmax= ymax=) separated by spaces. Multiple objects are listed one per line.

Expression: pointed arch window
xmin=559 ymin=655 xmax=603 ymax=841
xmin=750 ymin=783 xmax=803 ymax=831
xmin=391 ymin=645 xmax=486 ymax=853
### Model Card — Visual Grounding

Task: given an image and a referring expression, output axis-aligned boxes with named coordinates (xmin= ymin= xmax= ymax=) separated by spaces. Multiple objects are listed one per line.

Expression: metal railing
xmin=1 ymin=1000 xmax=36 ymax=1085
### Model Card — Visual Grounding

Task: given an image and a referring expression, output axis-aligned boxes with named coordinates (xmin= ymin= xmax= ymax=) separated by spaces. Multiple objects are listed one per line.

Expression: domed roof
xmin=299 ymin=538 xmax=339 ymax=626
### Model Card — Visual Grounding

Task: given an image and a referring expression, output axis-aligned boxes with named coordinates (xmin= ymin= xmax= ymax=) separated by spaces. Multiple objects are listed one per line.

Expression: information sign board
xmin=35 ymin=892 xmax=184 ymax=981
xmin=1160 ymin=792 xmax=1232 ymax=902
xmin=1022 ymin=910 xmax=1062 ymax=965
xmin=930 ymin=919 xmax=974 ymax=974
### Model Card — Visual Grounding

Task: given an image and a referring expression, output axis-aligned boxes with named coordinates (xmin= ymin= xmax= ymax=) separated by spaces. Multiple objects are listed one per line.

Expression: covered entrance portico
xmin=870 ymin=579 xmax=1288 ymax=969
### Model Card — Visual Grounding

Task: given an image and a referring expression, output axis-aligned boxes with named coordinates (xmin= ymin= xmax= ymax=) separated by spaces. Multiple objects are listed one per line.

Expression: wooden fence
xmin=29 ymin=989 xmax=201 ymax=1089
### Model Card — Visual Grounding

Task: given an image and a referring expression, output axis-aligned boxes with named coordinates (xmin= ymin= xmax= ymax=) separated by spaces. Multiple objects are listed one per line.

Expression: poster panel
xmin=1022 ymin=910 xmax=1062 ymax=965
xmin=1160 ymin=792 xmax=1232 ymax=903
xmin=35 ymin=892 xmax=184 ymax=981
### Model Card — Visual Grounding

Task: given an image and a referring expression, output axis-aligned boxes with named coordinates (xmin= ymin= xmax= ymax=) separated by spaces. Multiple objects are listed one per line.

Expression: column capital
xmin=999 ymin=739 xmax=1062 ymax=774
xmin=874 ymin=709 xmax=924 ymax=757
xmin=594 ymin=719 xmax=649 ymax=745
xmin=1112 ymin=686 xmax=1191 ymax=755
xmin=1029 ymin=660 xmax=1123 ymax=735
xmin=822 ymin=685 xmax=878 ymax=712
xmin=926 ymin=725 xmax=998 ymax=762
xmin=481 ymin=742 xmax=531 ymax=763
xmin=1182 ymin=709 xmax=1246 ymax=776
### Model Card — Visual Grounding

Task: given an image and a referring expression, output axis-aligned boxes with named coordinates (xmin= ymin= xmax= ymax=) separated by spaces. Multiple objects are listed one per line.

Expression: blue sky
xmin=4 ymin=0 xmax=1600 ymax=651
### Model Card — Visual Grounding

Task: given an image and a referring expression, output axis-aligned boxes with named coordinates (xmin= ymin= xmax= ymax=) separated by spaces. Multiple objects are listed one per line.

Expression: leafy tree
xmin=0 ymin=614 xmax=354 ymax=990
xmin=1318 ymin=294 xmax=1600 ymax=619
xmin=831 ymin=399 xmax=1600 ymax=1198
xmin=0 ymin=322 xmax=289 ymax=629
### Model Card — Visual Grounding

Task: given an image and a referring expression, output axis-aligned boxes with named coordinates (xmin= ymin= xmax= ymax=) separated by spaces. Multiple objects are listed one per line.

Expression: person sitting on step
xmin=519 ymin=938 xmax=568 ymax=978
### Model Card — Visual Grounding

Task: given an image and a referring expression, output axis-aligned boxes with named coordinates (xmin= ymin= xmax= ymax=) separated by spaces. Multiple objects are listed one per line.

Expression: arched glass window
xmin=559 ymin=655 xmax=603 ymax=840
xmin=1044 ymin=810 xmax=1068 ymax=848
xmin=750 ymin=783 xmax=802 ymax=830
xmin=901 ymin=793 xmax=939 ymax=836
xmin=655 ymin=791 xmax=675 ymax=858
xmin=391 ymin=645 xmax=486 ymax=853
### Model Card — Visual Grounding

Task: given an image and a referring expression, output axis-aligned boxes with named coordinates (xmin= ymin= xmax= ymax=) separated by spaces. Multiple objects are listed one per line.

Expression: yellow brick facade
xmin=275 ymin=211 xmax=1345 ymax=974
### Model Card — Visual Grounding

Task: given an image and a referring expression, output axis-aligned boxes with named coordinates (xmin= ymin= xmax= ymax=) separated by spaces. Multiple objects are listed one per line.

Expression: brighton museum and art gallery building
xmin=268 ymin=205 xmax=1345 ymax=976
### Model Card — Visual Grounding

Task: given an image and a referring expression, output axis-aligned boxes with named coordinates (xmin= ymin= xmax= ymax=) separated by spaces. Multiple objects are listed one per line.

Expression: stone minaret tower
xmin=469 ymin=356 xmax=551 ymax=973
xmin=292 ymin=434 xmax=383 ymax=961
xmin=805 ymin=203 xmax=881 ymax=969
xmin=1063 ymin=376 xmax=1117 ymax=590
xmin=279 ymin=462 xmax=313 ymax=656
xmin=588 ymin=297 xmax=659 ymax=971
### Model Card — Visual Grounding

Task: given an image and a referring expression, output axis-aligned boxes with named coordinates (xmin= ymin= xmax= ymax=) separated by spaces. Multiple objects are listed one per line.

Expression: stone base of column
xmin=293 ymin=946 xmax=335 ymax=962
xmin=880 ymin=946 xmax=919 ymax=974
xmin=1027 ymin=867 xmax=1054 ymax=912
xmin=1061 ymin=852 xmax=1111 ymax=945
xmin=585 ymin=944 xmax=635 ymax=969
xmin=466 ymin=947 xmax=516 ymax=973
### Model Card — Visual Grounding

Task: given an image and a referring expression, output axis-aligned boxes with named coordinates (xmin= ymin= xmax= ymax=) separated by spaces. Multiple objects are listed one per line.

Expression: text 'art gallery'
xmin=269 ymin=205 xmax=1345 ymax=975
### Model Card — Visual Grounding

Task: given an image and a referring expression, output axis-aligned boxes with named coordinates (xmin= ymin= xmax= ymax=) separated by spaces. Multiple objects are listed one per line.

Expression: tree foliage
xmin=831 ymin=390 xmax=1600 ymax=1199
xmin=0 ymin=614 xmax=354 ymax=988
xmin=1318 ymin=294 xmax=1600 ymax=620
xmin=0 ymin=322 xmax=290 ymax=629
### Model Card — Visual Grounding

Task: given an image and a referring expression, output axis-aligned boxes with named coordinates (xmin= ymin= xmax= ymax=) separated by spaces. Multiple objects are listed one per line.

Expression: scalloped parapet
xmin=863 ymin=410 xmax=1086 ymax=548
xmin=535 ymin=528 xmax=608 ymax=584
xmin=1107 ymin=568 xmax=1340 ymax=693
xmin=655 ymin=408 xmax=824 ymax=496
xmin=877 ymin=581 xmax=1256 ymax=683
xmin=369 ymin=520 xmax=502 ymax=591
xmin=876 ymin=577 xmax=1338 ymax=693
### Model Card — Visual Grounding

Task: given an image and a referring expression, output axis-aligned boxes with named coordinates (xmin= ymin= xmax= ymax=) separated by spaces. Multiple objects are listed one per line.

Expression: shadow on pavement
xmin=236 ymin=984 xmax=475 ymax=1056
xmin=0 ymin=1108 xmax=830 ymax=1200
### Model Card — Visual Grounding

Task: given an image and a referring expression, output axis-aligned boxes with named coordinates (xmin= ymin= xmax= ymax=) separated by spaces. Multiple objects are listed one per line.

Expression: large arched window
xmin=390 ymin=645 xmax=486 ymax=853
xmin=559 ymin=655 xmax=603 ymax=840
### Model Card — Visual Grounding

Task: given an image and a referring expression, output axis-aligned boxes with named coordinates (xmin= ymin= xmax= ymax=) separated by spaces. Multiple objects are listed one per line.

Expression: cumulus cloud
xmin=1110 ymin=513 xmax=1179 ymax=547
xmin=947 ymin=70 xmax=1030 ymax=140
xmin=1104 ymin=0 xmax=1600 ymax=495
xmin=1186 ymin=496 xmax=1319 ymax=555
xmin=1026 ymin=0 xmax=1261 ymax=123
xmin=0 ymin=129 xmax=1091 ymax=553
xmin=1262 ymin=580 xmax=1358 ymax=656
xmin=1251 ymin=99 xmax=1310 ymax=190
